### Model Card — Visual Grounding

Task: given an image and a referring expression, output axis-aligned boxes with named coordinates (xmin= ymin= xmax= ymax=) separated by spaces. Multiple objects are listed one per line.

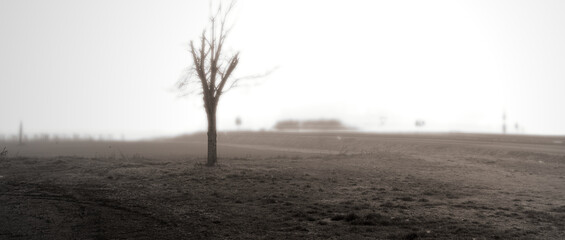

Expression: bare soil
xmin=1 ymin=132 xmax=564 ymax=239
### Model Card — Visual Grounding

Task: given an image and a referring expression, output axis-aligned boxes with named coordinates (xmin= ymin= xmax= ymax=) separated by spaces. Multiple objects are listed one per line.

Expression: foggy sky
xmin=1 ymin=0 xmax=565 ymax=139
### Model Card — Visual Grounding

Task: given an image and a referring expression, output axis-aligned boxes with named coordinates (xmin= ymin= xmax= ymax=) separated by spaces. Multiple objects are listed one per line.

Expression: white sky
xmin=1 ymin=0 xmax=564 ymax=139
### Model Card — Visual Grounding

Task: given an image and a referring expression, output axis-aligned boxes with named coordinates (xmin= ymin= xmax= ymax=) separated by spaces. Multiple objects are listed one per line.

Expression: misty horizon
xmin=2 ymin=0 xmax=565 ymax=139
xmin=1 ymin=1 xmax=565 ymax=239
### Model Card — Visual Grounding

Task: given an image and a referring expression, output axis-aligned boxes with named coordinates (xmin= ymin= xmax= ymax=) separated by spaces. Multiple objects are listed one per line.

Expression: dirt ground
xmin=1 ymin=132 xmax=564 ymax=239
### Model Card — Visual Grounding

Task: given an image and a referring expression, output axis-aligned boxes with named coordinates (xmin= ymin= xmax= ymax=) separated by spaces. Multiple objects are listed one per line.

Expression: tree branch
xmin=224 ymin=66 xmax=278 ymax=93
xmin=215 ymin=53 xmax=239 ymax=99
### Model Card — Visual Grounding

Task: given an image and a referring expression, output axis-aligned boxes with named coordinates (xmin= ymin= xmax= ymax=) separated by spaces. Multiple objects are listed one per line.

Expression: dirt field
xmin=1 ymin=132 xmax=564 ymax=239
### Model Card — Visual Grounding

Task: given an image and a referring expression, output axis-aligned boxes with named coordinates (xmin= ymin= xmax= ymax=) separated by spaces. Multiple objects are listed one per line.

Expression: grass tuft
xmin=0 ymin=146 xmax=7 ymax=159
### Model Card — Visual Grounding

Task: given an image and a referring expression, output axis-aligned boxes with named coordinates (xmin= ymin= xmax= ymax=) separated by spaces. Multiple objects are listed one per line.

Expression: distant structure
xmin=235 ymin=117 xmax=242 ymax=129
xmin=274 ymin=119 xmax=351 ymax=131
xmin=379 ymin=116 xmax=387 ymax=126
xmin=274 ymin=120 xmax=300 ymax=130
xmin=514 ymin=122 xmax=524 ymax=134
xmin=415 ymin=119 xmax=425 ymax=128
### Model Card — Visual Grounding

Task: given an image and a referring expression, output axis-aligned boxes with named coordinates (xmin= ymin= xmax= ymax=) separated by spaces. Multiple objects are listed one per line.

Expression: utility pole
xmin=18 ymin=121 xmax=23 ymax=145
xmin=502 ymin=112 xmax=506 ymax=134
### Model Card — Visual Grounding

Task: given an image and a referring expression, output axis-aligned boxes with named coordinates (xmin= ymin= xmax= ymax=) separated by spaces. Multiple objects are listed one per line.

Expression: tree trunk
xmin=206 ymin=109 xmax=217 ymax=166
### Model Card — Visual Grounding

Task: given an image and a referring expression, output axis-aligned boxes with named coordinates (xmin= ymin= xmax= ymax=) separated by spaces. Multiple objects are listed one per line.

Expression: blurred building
xmin=274 ymin=119 xmax=352 ymax=131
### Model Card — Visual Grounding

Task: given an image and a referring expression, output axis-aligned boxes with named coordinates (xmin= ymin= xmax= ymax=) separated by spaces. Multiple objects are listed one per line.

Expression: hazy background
xmin=1 ymin=0 xmax=564 ymax=140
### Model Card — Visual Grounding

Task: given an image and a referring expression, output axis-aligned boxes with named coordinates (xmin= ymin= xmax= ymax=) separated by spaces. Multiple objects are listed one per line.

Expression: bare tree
xmin=178 ymin=1 xmax=274 ymax=166
xmin=179 ymin=2 xmax=239 ymax=166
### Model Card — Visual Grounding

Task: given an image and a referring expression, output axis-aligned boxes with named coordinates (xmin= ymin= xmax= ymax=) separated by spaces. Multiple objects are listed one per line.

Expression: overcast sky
xmin=1 ymin=0 xmax=564 ymax=139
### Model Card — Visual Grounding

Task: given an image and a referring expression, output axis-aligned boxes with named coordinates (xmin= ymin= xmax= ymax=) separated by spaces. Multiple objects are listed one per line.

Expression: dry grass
xmin=0 ymin=146 xmax=7 ymax=159
xmin=0 ymin=132 xmax=564 ymax=239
